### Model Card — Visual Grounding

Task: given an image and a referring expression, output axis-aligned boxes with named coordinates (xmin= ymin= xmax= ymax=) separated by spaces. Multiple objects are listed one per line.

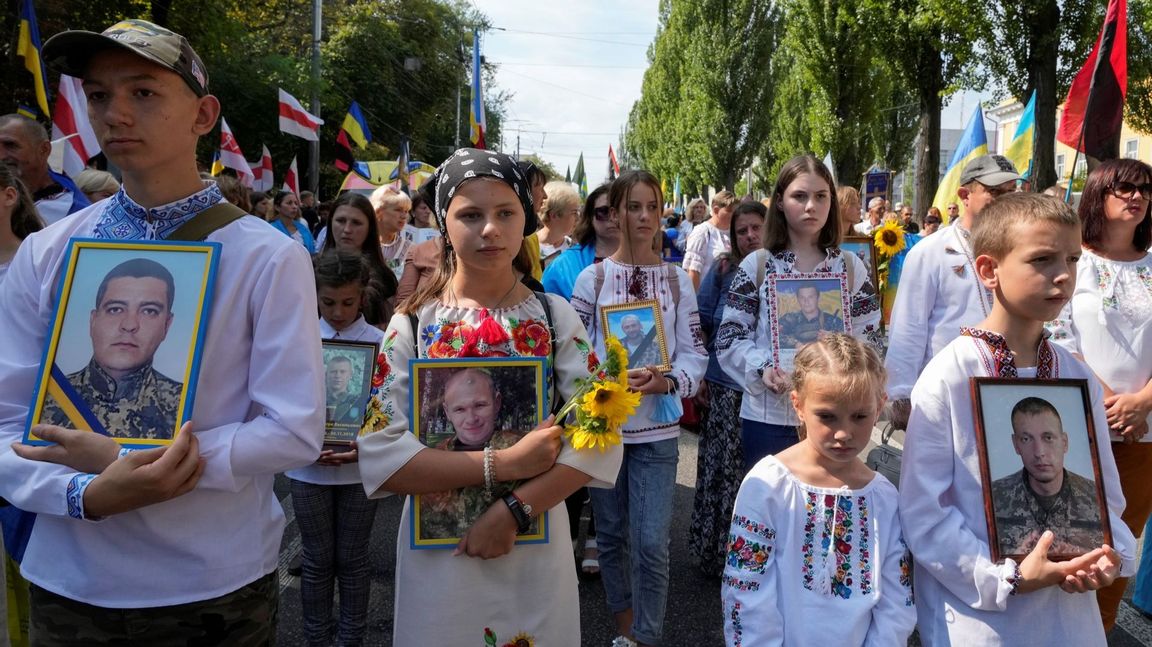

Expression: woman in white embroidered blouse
xmin=716 ymin=155 xmax=881 ymax=471
xmin=1048 ymin=158 xmax=1152 ymax=630
xmin=571 ymin=170 xmax=708 ymax=647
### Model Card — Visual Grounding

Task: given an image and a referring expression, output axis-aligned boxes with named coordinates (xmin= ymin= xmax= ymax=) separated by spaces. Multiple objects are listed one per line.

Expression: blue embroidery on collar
xmin=92 ymin=182 xmax=225 ymax=241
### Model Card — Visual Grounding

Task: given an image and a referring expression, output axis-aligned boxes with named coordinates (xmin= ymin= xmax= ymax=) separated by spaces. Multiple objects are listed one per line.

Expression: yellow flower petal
xmin=582 ymin=381 xmax=641 ymax=429
xmin=873 ymin=221 xmax=906 ymax=257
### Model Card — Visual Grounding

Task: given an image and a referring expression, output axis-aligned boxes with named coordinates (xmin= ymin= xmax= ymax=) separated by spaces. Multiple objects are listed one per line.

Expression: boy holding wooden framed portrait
xmin=899 ymin=193 xmax=1135 ymax=645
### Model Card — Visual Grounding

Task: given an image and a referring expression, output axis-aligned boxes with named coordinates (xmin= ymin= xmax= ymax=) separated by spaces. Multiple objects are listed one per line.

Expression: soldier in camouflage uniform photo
xmin=991 ymin=396 xmax=1104 ymax=556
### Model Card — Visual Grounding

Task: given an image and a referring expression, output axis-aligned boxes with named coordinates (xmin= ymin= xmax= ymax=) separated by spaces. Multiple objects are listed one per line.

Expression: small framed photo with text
xmin=24 ymin=239 xmax=220 ymax=449
xmin=321 ymin=339 xmax=380 ymax=445
xmin=971 ymin=378 xmax=1112 ymax=562
xmin=408 ymin=356 xmax=548 ymax=549
xmin=600 ymin=300 xmax=671 ymax=372
xmin=768 ymin=273 xmax=849 ymax=371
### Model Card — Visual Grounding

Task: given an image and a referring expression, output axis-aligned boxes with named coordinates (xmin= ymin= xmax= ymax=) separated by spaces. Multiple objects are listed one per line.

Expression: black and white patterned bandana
xmin=431 ymin=148 xmax=538 ymax=239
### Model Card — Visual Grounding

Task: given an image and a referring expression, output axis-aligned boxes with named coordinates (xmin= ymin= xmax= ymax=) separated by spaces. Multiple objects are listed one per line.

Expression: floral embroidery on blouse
xmin=857 ymin=496 xmax=873 ymax=595
xmin=898 ymin=538 xmax=914 ymax=606
xmin=1097 ymin=261 xmax=1118 ymax=309
xmin=721 ymin=573 xmax=760 ymax=592
xmin=728 ymin=601 xmax=744 ymax=647
xmin=482 ymin=627 xmax=535 ymax=647
xmin=800 ymin=492 xmax=873 ymax=599
xmin=726 ymin=534 xmax=771 ymax=574
xmin=572 ymin=337 xmax=601 ymax=374
xmin=732 ymin=514 xmax=775 ymax=541
xmin=426 ymin=321 xmax=477 ymax=358
xmin=509 ymin=318 xmax=552 ymax=357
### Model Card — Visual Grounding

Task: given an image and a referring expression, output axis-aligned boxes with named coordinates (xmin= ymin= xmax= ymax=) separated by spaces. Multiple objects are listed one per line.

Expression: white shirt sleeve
xmin=682 ymin=225 xmax=710 ymax=274
xmin=864 ymin=504 xmax=917 ymax=646
xmin=885 ymin=243 xmax=937 ymax=400
xmin=899 ymin=386 xmax=1018 ymax=611
xmin=668 ymin=267 xmax=707 ymax=398
xmin=722 ymin=470 xmax=785 ymax=646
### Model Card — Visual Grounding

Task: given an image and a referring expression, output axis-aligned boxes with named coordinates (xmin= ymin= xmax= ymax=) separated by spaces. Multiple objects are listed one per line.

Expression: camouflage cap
xmin=959 ymin=154 xmax=1021 ymax=187
xmin=43 ymin=19 xmax=208 ymax=97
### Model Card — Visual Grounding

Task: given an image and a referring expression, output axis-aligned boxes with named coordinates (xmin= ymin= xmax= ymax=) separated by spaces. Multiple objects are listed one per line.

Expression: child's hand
xmin=1016 ymin=531 xmax=1116 ymax=594
xmin=454 ymin=498 xmax=518 ymax=559
xmin=496 ymin=416 xmax=561 ymax=481
xmin=316 ymin=441 xmax=359 ymax=466
xmin=1058 ymin=544 xmax=1121 ymax=593
xmin=761 ymin=367 xmax=790 ymax=394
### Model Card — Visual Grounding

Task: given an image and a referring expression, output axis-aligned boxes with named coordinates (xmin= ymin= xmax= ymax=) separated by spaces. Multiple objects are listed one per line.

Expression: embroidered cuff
xmin=1002 ymin=559 xmax=1022 ymax=596
xmin=66 ymin=474 xmax=101 ymax=521
xmin=117 ymin=447 xmax=135 ymax=459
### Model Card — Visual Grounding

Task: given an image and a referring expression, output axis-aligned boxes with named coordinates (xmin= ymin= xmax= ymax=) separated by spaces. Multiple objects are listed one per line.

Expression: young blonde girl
xmin=357 ymin=149 xmax=621 ymax=645
xmin=571 ymin=170 xmax=708 ymax=647
xmin=287 ymin=249 xmax=383 ymax=647
xmin=722 ymin=334 xmax=915 ymax=645
xmin=717 ymin=154 xmax=882 ymax=471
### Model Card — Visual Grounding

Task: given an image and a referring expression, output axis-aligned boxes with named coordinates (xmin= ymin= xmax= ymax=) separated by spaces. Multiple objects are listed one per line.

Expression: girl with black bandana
xmin=357 ymin=149 xmax=622 ymax=644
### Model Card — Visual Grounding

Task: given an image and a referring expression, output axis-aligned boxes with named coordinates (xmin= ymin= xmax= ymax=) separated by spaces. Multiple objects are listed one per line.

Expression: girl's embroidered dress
xmin=722 ymin=456 xmax=915 ymax=646
xmin=358 ymin=295 xmax=622 ymax=645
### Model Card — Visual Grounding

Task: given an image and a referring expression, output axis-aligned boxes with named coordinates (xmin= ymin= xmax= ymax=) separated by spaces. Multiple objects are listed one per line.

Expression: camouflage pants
xmin=29 ymin=572 xmax=277 ymax=646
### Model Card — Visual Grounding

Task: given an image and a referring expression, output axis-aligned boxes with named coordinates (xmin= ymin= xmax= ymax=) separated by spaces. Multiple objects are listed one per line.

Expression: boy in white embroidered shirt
xmin=899 ymin=193 xmax=1136 ymax=645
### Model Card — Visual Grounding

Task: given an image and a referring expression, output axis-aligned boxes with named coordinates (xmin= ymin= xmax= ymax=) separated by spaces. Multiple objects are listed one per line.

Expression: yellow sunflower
xmin=603 ymin=335 xmax=630 ymax=383
xmin=582 ymin=380 xmax=642 ymax=428
xmin=873 ymin=220 xmax=906 ymax=257
xmin=566 ymin=425 xmax=623 ymax=453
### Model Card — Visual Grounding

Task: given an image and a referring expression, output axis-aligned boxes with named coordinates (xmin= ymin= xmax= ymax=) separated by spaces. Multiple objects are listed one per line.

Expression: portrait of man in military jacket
xmin=990 ymin=396 xmax=1104 ymax=556
xmin=41 ymin=258 xmax=182 ymax=439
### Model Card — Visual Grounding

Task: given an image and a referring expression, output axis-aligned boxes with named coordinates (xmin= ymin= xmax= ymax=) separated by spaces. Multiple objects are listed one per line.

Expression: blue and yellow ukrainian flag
xmin=469 ymin=29 xmax=486 ymax=149
xmin=18 ymin=0 xmax=50 ymax=117
xmin=341 ymin=101 xmax=372 ymax=149
xmin=931 ymin=105 xmax=988 ymax=222
xmin=1003 ymin=91 xmax=1036 ymax=179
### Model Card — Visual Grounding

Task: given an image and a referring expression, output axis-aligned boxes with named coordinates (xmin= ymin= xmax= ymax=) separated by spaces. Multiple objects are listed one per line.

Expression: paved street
xmin=274 ymin=430 xmax=1152 ymax=646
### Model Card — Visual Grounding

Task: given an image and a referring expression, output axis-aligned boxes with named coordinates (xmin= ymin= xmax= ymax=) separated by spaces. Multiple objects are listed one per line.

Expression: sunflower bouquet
xmin=555 ymin=335 xmax=640 ymax=452
xmin=872 ymin=219 xmax=907 ymax=292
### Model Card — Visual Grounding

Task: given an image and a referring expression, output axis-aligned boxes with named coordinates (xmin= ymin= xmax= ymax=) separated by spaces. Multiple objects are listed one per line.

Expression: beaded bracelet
xmin=483 ymin=446 xmax=495 ymax=498
xmin=1007 ymin=561 xmax=1022 ymax=596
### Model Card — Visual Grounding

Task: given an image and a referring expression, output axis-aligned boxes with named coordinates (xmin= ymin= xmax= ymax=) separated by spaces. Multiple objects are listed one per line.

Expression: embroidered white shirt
xmin=682 ymin=221 xmax=731 ymax=276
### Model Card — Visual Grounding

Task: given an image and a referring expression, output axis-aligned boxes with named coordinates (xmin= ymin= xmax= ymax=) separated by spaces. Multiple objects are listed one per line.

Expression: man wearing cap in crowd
xmin=853 ymin=197 xmax=885 ymax=236
xmin=884 ymin=153 xmax=1020 ymax=429
xmin=0 ymin=19 xmax=324 ymax=643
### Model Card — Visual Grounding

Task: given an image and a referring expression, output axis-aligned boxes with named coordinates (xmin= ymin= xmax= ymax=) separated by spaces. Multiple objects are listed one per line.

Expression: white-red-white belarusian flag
xmin=249 ymin=144 xmax=273 ymax=193
xmin=278 ymin=88 xmax=323 ymax=141
xmin=50 ymin=73 xmax=99 ymax=177
xmin=282 ymin=156 xmax=299 ymax=195
xmin=218 ymin=118 xmax=255 ymax=186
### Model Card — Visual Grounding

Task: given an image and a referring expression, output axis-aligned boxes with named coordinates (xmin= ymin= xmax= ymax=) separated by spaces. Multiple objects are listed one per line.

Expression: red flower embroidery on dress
xmin=427 ymin=321 xmax=475 ymax=358
xmin=372 ymin=353 xmax=389 ymax=388
xmin=511 ymin=320 xmax=552 ymax=357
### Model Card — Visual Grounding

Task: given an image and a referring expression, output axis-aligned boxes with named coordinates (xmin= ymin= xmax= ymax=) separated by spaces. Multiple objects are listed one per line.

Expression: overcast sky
xmin=471 ymin=1 xmax=993 ymax=186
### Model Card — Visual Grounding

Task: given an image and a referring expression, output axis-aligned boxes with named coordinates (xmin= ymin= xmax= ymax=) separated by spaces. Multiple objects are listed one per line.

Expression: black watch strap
xmin=502 ymin=493 xmax=532 ymax=534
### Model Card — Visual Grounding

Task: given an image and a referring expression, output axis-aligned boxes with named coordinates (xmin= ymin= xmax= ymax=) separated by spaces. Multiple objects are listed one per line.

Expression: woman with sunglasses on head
xmin=541 ymin=183 xmax=617 ymax=300
xmin=571 ymin=170 xmax=708 ymax=647
xmin=1047 ymin=159 xmax=1152 ymax=631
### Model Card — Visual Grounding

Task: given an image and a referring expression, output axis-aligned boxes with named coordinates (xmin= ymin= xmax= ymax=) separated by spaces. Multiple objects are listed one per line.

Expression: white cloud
xmin=471 ymin=0 xmax=659 ymax=186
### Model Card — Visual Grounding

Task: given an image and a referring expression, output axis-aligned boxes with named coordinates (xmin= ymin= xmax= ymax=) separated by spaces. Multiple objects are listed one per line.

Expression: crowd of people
xmin=2 ymin=16 xmax=1152 ymax=647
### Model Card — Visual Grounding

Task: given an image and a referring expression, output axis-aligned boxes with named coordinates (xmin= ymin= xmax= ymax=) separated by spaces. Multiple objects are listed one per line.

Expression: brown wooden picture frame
xmin=321 ymin=339 xmax=380 ymax=445
xmin=970 ymin=377 xmax=1112 ymax=562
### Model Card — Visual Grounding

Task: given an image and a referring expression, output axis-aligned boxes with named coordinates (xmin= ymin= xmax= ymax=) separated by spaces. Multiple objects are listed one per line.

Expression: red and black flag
xmin=334 ymin=129 xmax=355 ymax=173
xmin=1057 ymin=0 xmax=1128 ymax=161
xmin=608 ymin=144 xmax=620 ymax=181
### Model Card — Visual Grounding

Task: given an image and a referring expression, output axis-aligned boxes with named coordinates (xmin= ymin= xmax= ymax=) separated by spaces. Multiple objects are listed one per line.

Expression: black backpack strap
xmin=166 ymin=202 xmax=248 ymax=241
xmin=408 ymin=311 xmax=420 ymax=357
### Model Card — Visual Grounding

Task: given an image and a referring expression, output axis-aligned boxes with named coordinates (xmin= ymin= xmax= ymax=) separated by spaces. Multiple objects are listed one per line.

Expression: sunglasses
xmin=1109 ymin=181 xmax=1152 ymax=199
xmin=593 ymin=206 xmax=614 ymax=221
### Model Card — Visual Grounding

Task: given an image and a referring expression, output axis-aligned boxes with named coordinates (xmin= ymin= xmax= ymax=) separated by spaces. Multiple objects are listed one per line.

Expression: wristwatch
xmin=502 ymin=492 xmax=534 ymax=534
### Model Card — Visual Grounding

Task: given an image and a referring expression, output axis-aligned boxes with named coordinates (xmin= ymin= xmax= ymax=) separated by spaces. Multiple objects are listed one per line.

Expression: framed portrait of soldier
xmin=768 ymin=273 xmax=850 ymax=371
xmin=407 ymin=356 xmax=548 ymax=549
xmin=971 ymin=378 xmax=1112 ymax=562
xmin=321 ymin=339 xmax=379 ymax=445
xmin=24 ymin=239 xmax=221 ymax=449
xmin=600 ymin=300 xmax=671 ymax=372
xmin=841 ymin=236 xmax=880 ymax=300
